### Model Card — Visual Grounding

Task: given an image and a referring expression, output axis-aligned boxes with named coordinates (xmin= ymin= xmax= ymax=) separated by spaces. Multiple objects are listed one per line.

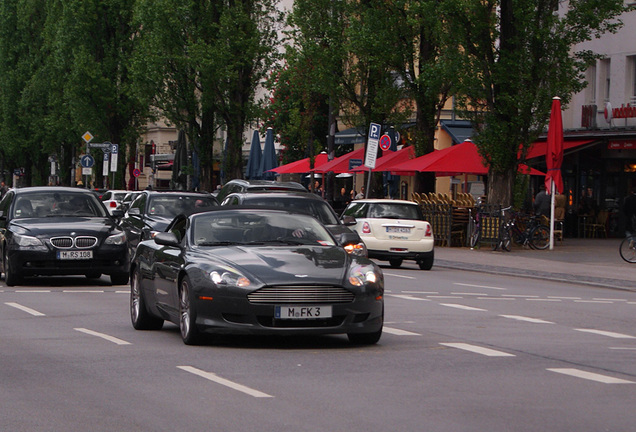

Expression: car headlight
xmin=348 ymin=264 xmax=380 ymax=287
xmin=13 ymin=234 xmax=47 ymax=251
xmin=344 ymin=241 xmax=367 ymax=257
xmin=210 ymin=268 xmax=251 ymax=287
xmin=105 ymin=232 xmax=127 ymax=245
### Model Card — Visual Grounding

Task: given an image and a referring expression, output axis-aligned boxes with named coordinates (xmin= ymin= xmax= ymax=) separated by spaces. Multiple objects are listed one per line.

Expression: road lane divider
xmin=74 ymin=328 xmax=131 ymax=345
xmin=5 ymin=302 xmax=45 ymax=316
xmin=177 ymin=366 xmax=273 ymax=398
xmin=440 ymin=343 xmax=515 ymax=357
xmin=386 ymin=294 xmax=430 ymax=301
xmin=439 ymin=303 xmax=487 ymax=311
xmin=575 ymin=329 xmax=636 ymax=339
xmin=383 ymin=327 xmax=421 ymax=336
xmin=547 ymin=368 xmax=634 ymax=384
xmin=499 ymin=315 xmax=554 ymax=324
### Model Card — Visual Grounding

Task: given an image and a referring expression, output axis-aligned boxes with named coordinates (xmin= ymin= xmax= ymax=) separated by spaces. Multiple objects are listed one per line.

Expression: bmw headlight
xmin=210 ymin=268 xmax=251 ymax=287
xmin=348 ymin=264 xmax=380 ymax=287
xmin=13 ymin=234 xmax=47 ymax=251
xmin=105 ymin=232 xmax=127 ymax=245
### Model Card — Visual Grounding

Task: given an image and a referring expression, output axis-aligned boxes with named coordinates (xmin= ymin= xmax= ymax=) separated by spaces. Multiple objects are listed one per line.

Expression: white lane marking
xmin=440 ymin=343 xmax=515 ymax=357
xmin=503 ymin=294 xmax=539 ymax=298
xmin=575 ymin=329 xmax=636 ymax=339
xmin=115 ymin=290 xmax=129 ymax=294
xmin=403 ymin=291 xmax=438 ymax=294
xmin=387 ymin=294 xmax=430 ymax=301
xmin=178 ymin=366 xmax=273 ymax=398
xmin=500 ymin=315 xmax=554 ymax=324
xmin=477 ymin=297 xmax=515 ymax=301
xmin=383 ymin=326 xmax=421 ymax=336
xmin=453 ymin=283 xmax=506 ymax=291
xmin=5 ymin=302 xmax=45 ymax=316
xmin=440 ymin=303 xmax=487 ymax=311
xmin=427 ymin=295 xmax=462 ymax=299
xmin=74 ymin=328 xmax=131 ymax=345
xmin=63 ymin=290 xmax=104 ymax=293
xmin=527 ymin=298 xmax=561 ymax=302
xmin=574 ymin=300 xmax=613 ymax=304
xmin=547 ymin=368 xmax=634 ymax=384
xmin=384 ymin=273 xmax=416 ymax=280
xmin=594 ymin=298 xmax=627 ymax=302
xmin=609 ymin=347 xmax=636 ymax=350
xmin=452 ymin=292 xmax=488 ymax=296
xmin=548 ymin=296 xmax=580 ymax=300
xmin=16 ymin=290 xmax=51 ymax=293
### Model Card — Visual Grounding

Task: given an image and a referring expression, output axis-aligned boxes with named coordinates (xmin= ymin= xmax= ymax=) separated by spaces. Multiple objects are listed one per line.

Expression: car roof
xmin=12 ymin=186 xmax=98 ymax=195
xmin=231 ymin=191 xmax=325 ymax=201
xmin=351 ymin=199 xmax=418 ymax=205
xmin=144 ymin=190 xmax=215 ymax=197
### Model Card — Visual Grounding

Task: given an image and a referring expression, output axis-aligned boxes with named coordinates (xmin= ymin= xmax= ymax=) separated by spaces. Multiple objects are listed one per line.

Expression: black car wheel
xmin=348 ymin=314 xmax=383 ymax=345
xmin=130 ymin=267 xmax=163 ymax=330
xmin=3 ymin=251 xmax=22 ymax=287
xmin=418 ymin=252 xmax=434 ymax=270
xmin=86 ymin=272 xmax=102 ymax=279
xmin=388 ymin=258 xmax=403 ymax=268
xmin=110 ymin=272 xmax=129 ymax=286
xmin=179 ymin=276 xmax=201 ymax=345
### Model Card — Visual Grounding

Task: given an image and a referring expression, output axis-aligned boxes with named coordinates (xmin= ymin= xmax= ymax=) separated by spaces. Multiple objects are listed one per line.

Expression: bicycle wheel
xmin=501 ymin=229 xmax=512 ymax=252
xmin=469 ymin=226 xmax=480 ymax=248
xmin=529 ymin=224 xmax=550 ymax=250
xmin=619 ymin=236 xmax=636 ymax=263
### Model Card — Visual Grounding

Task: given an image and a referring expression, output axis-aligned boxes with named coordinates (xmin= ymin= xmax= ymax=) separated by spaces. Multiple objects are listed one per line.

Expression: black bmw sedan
xmin=0 ymin=186 xmax=129 ymax=286
xmin=130 ymin=208 xmax=384 ymax=345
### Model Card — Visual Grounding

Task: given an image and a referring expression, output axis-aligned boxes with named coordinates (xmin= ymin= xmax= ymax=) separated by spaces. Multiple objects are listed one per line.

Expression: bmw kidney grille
xmin=50 ymin=236 xmax=98 ymax=249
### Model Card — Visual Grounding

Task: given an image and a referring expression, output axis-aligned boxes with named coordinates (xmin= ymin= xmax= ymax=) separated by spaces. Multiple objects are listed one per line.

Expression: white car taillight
xmin=425 ymin=224 xmax=432 ymax=237
xmin=362 ymin=221 xmax=371 ymax=234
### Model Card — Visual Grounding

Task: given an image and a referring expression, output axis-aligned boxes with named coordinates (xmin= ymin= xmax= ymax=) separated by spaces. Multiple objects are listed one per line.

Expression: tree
xmin=448 ymin=0 xmax=629 ymax=206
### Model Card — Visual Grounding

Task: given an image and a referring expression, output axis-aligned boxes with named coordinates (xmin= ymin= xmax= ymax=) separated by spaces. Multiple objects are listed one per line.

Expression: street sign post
xmin=364 ymin=123 xmax=381 ymax=169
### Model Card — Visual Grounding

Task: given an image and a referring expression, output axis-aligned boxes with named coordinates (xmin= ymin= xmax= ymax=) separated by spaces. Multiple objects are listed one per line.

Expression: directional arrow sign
xmin=80 ymin=154 xmax=95 ymax=168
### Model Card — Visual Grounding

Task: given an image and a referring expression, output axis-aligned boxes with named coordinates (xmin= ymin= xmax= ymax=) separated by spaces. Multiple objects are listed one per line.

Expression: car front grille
xmin=50 ymin=236 xmax=98 ymax=249
xmin=247 ymin=285 xmax=354 ymax=304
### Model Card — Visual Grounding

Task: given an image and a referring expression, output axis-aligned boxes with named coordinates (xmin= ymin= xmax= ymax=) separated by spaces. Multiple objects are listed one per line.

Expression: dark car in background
xmin=220 ymin=191 xmax=366 ymax=256
xmin=119 ymin=190 xmax=217 ymax=258
xmin=130 ymin=208 xmax=384 ymax=345
xmin=215 ymin=179 xmax=308 ymax=203
xmin=0 ymin=186 xmax=129 ymax=286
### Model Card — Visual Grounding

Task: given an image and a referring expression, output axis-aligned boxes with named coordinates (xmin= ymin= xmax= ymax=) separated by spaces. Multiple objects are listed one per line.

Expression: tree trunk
xmin=487 ymin=168 xmax=515 ymax=207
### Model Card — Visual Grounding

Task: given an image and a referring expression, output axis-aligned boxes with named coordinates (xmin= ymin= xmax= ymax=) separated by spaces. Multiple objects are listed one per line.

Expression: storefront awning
xmin=525 ymin=139 xmax=595 ymax=159
xmin=440 ymin=120 xmax=473 ymax=144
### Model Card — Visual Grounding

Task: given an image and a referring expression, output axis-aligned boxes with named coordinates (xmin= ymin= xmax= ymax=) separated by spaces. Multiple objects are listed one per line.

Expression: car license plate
xmin=386 ymin=226 xmax=411 ymax=234
xmin=57 ymin=250 xmax=93 ymax=260
xmin=275 ymin=305 xmax=332 ymax=319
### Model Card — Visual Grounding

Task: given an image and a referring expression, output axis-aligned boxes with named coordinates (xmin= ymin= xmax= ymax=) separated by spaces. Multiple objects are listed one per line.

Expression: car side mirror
xmin=342 ymin=215 xmax=357 ymax=226
xmin=337 ymin=232 xmax=360 ymax=246
xmin=111 ymin=209 xmax=124 ymax=219
xmin=128 ymin=207 xmax=141 ymax=215
xmin=154 ymin=232 xmax=180 ymax=247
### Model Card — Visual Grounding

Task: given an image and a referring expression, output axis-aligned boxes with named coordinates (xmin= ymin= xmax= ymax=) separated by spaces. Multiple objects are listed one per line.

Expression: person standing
xmin=623 ymin=186 xmax=636 ymax=236
xmin=355 ymin=186 xmax=365 ymax=200
xmin=0 ymin=181 xmax=8 ymax=199
xmin=533 ymin=184 xmax=550 ymax=218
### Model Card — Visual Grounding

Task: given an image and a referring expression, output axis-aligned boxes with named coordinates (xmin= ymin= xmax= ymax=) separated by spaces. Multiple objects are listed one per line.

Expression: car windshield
xmin=244 ymin=197 xmax=340 ymax=225
xmin=368 ymin=203 xmax=422 ymax=220
xmin=13 ymin=191 xmax=108 ymax=219
xmin=191 ymin=212 xmax=335 ymax=246
xmin=148 ymin=196 xmax=216 ymax=217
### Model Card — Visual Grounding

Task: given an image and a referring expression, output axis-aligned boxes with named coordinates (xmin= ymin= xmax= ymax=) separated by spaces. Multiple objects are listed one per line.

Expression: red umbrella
xmin=311 ymin=148 xmax=366 ymax=173
xmin=269 ymin=153 xmax=329 ymax=174
xmin=350 ymin=146 xmax=415 ymax=172
xmin=545 ymin=97 xmax=564 ymax=194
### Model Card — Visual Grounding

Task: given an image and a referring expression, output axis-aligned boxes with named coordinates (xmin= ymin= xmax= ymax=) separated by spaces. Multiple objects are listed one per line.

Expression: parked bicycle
xmin=493 ymin=207 xmax=550 ymax=251
xmin=619 ymin=235 xmax=636 ymax=263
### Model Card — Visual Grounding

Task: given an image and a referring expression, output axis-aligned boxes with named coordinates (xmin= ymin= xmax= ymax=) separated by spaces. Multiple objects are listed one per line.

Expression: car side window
xmin=342 ymin=202 xmax=367 ymax=219
xmin=0 ymin=191 xmax=14 ymax=221
xmin=170 ymin=217 xmax=188 ymax=243
xmin=131 ymin=194 xmax=146 ymax=212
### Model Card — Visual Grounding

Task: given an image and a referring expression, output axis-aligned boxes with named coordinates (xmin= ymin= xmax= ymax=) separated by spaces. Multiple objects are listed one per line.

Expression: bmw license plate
xmin=57 ymin=250 xmax=93 ymax=260
xmin=275 ymin=305 xmax=332 ymax=319
xmin=386 ymin=226 xmax=411 ymax=233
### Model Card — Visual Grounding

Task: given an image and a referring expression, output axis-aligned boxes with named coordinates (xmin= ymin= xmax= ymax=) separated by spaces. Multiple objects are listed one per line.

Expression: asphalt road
xmin=2 ymin=267 xmax=636 ymax=432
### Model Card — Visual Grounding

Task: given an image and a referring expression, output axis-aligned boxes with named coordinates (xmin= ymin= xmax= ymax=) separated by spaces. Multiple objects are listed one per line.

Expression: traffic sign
xmin=364 ymin=122 xmax=381 ymax=169
xmin=132 ymin=168 xmax=141 ymax=178
xmin=110 ymin=143 xmax=118 ymax=172
xmin=82 ymin=131 xmax=94 ymax=143
xmin=379 ymin=134 xmax=392 ymax=151
xmin=80 ymin=154 xmax=95 ymax=168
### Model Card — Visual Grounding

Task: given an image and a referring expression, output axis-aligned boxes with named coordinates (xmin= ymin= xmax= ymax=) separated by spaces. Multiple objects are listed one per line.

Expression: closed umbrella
xmin=172 ymin=129 xmax=188 ymax=190
xmin=545 ymin=96 xmax=564 ymax=250
xmin=245 ymin=130 xmax=262 ymax=179
xmin=259 ymin=127 xmax=278 ymax=180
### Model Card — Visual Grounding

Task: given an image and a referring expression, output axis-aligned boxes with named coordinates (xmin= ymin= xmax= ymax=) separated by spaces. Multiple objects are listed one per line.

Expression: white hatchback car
xmin=342 ymin=199 xmax=434 ymax=270
xmin=101 ymin=190 xmax=129 ymax=215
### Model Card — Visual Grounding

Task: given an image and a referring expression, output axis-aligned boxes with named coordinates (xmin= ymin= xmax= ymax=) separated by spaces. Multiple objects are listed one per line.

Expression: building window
xmin=586 ymin=65 xmax=596 ymax=104
xmin=628 ymin=55 xmax=636 ymax=102
xmin=600 ymin=58 xmax=611 ymax=102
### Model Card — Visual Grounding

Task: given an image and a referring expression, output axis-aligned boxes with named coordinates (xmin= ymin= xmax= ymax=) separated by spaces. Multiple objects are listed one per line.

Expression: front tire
xmin=180 ymin=276 xmax=201 ymax=345
xmin=130 ymin=267 xmax=163 ymax=330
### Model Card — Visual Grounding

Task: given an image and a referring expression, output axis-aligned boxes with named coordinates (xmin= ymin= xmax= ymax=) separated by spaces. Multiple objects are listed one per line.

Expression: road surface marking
xmin=593 ymin=298 xmax=627 ymax=302
xmin=548 ymin=296 xmax=580 ymax=300
xmin=16 ymin=290 xmax=51 ymax=293
xmin=453 ymin=283 xmax=506 ymax=291
xmin=63 ymin=290 xmax=104 ymax=293
xmin=452 ymin=292 xmax=488 ymax=296
xmin=5 ymin=302 xmax=45 ymax=316
xmin=387 ymin=294 xmax=430 ymax=301
xmin=547 ymin=368 xmax=634 ymax=384
xmin=178 ymin=366 xmax=273 ymax=398
xmin=575 ymin=329 xmax=636 ymax=339
xmin=503 ymin=294 xmax=539 ymax=298
xmin=74 ymin=328 xmax=131 ymax=345
xmin=384 ymin=273 xmax=416 ymax=280
xmin=403 ymin=291 xmax=438 ymax=294
xmin=500 ymin=315 xmax=554 ymax=324
xmin=440 ymin=343 xmax=515 ymax=357
xmin=477 ymin=297 xmax=515 ymax=301
xmin=427 ymin=295 xmax=462 ymax=299
xmin=383 ymin=326 xmax=421 ymax=336
xmin=609 ymin=347 xmax=636 ymax=350
xmin=440 ymin=303 xmax=487 ymax=311
xmin=527 ymin=298 xmax=561 ymax=302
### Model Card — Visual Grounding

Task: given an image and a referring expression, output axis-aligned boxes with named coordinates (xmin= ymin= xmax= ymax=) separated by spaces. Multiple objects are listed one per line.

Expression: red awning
xmin=351 ymin=146 xmax=415 ymax=173
xmin=311 ymin=148 xmax=366 ymax=173
xmin=525 ymin=139 xmax=594 ymax=159
xmin=269 ymin=153 xmax=329 ymax=174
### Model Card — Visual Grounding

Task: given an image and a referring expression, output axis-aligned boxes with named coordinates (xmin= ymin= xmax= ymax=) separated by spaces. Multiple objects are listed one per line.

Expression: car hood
xmin=194 ymin=245 xmax=351 ymax=286
xmin=10 ymin=217 xmax=121 ymax=237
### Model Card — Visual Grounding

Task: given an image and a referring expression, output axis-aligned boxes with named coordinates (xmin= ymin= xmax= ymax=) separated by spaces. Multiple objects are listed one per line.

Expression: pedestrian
xmin=623 ymin=186 xmax=636 ymax=236
xmin=0 ymin=181 xmax=7 ymax=199
xmin=355 ymin=186 xmax=365 ymax=200
xmin=533 ymin=184 xmax=550 ymax=218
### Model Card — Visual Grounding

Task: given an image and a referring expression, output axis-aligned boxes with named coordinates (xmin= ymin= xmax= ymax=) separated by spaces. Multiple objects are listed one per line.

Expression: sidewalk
xmin=434 ymin=238 xmax=636 ymax=291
